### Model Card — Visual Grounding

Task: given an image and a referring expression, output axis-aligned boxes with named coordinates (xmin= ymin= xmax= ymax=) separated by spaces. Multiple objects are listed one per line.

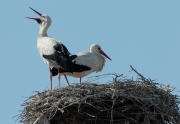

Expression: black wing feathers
xmin=53 ymin=43 xmax=71 ymax=57
xmin=51 ymin=55 xmax=91 ymax=76
xmin=42 ymin=43 xmax=91 ymax=75
xmin=42 ymin=43 xmax=71 ymax=71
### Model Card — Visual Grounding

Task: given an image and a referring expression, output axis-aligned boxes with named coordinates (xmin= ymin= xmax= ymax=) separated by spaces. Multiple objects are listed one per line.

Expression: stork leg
xmin=64 ymin=74 xmax=70 ymax=86
xmin=80 ymin=78 xmax=82 ymax=84
xmin=58 ymin=68 xmax=61 ymax=88
xmin=49 ymin=67 xmax=52 ymax=90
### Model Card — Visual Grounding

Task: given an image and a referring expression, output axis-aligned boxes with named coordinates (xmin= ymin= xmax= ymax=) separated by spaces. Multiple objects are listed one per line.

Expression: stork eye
xmin=42 ymin=16 xmax=45 ymax=18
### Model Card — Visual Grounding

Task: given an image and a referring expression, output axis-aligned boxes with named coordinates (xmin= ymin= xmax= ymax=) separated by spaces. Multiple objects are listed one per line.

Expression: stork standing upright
xmin=26 ymin=7 xmax=71 ymax=90
xmin=52 ymin=44 xmax=112 ymax=84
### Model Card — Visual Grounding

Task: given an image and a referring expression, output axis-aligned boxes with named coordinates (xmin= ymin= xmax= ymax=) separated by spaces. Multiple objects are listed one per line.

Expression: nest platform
xmin=18 ymin=66 xmax=180 ymax=124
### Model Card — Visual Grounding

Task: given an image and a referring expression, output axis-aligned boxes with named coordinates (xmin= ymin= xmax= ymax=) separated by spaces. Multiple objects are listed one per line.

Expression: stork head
xmin=90 ymin=44 xmax=112 ymax=61
xmin=26 ymin=7 xmax=51 ymax=28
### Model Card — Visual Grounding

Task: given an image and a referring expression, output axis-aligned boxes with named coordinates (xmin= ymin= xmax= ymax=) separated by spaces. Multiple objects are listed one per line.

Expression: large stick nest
xmin=18 ymin=66 xmax=180 ymax=124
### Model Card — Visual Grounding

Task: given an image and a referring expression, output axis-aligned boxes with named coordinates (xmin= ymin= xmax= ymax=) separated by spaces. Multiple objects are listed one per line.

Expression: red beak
xmin=26 ymin=7 xmax=43 ymax=24
xmin=26 ymin=17 xmax=42 ymax=24
xmin=100 ymin=50 xmax=112 ymax=61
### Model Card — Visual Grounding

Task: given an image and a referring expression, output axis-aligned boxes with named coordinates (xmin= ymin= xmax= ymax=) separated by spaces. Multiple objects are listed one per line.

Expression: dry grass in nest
xmin=17 ymin=66 xmax=180 ymax=124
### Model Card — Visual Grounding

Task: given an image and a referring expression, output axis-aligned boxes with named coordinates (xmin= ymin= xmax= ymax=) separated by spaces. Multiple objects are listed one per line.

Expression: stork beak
xmin=26 ymin=17 xmax=42 ymax=24
xmin=26 ymin=7 xmax=42 ymax=24
xmin=100 ymin=50 xmax=112 ymax=61
xmin=29 ymin=7 xmax=42 ymax=17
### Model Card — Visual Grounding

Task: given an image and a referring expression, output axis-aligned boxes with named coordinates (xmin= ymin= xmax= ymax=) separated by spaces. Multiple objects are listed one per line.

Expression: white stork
xmin=26 ymin=7 xmax=71 ymax=90
xmin=51 ymin=44 xmax=112 ymax=83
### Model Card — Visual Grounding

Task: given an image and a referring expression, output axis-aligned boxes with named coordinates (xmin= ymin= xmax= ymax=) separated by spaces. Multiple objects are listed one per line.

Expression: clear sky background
xmin=1 ymin=1 xmax=180 ymax=123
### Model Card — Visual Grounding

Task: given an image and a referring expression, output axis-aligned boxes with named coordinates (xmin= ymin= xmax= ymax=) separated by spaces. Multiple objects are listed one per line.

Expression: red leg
xmin=58 ymin=68 xmax=60 ymax=88
xmin=64 ymin=74 xmax=70 ymax=86
xmin=49 ymin=67 xmax=52 ymax=90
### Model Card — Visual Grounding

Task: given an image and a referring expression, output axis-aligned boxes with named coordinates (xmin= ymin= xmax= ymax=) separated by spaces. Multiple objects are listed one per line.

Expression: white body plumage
xmin=37 ymin=36 xmax=64 ymax=68
xmin=52 ymin=44 xmax=112 ymax=82
xmin=66 ymin=50 xmax=106 ymax=78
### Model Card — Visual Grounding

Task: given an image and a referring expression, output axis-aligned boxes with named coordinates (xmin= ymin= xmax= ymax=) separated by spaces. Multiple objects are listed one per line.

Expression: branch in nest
xmin=130 ymin=65 xmax=146 ymax=81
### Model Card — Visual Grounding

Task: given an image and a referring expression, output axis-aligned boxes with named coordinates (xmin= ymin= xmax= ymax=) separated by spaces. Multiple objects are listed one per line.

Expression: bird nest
xmin=17 ymin=66 xmax=180 ymax=124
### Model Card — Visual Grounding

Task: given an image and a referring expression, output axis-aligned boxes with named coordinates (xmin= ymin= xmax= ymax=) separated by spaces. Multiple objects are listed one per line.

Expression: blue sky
xmin=1 ymin=1 xmax=180 ymax=123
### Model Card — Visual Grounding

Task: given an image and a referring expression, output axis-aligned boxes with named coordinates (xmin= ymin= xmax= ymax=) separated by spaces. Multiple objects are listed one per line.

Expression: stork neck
xmin=94 ymin=52 xmax=104 ymax=59
xmin=39 ymin=24 xmax=49 ymax=37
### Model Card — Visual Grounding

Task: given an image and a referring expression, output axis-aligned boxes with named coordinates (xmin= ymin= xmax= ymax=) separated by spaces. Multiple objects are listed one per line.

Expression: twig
xmin=130 ymin=65 xmax=146 ymax=81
